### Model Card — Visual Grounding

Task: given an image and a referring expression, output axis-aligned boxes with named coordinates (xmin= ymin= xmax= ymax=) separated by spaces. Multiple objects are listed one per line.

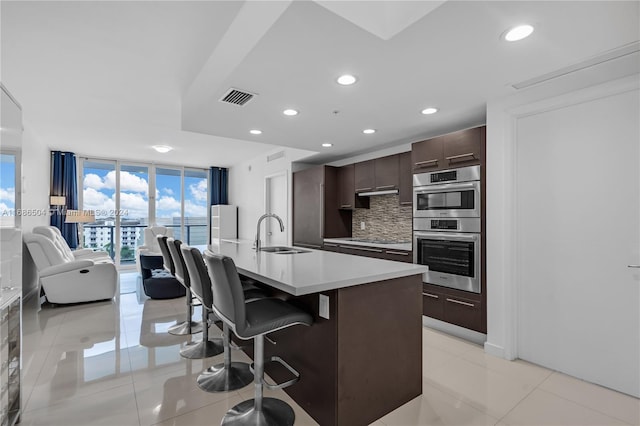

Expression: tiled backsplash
xmin=352 ymin=194 xmax=412 ymax=242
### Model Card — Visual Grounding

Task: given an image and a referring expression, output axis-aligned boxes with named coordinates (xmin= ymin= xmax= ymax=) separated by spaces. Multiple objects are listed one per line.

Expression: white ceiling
xmin=2 ymin=1 xmax=639 ymax=168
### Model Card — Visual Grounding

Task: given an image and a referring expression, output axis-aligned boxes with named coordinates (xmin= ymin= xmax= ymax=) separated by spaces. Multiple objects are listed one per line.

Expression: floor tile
xmin=538 ymin=372 xmax=640 ymax=425
xmin=133 ymin=363 xmax=239 ymax=426
xmin=237 ymin=385 xmax=320 ymax=425
xmin=423 ymin=344 xmax=459 ymax=377
xmin=501 ymin=389 xmax=628 ymax=425
xmin=149 ymin=396 xmax=244 ymax=426
xmin=423 ymin=327 xmax=481 ymax=356
xmin=379 ymin=382 xmax=499 ymax=426
xmin=426 ymin=357 xmax=536 ymax=419
xmin=460 ymin=348 xmax=552 ymax=386
xmin=19 ymin=383 xmax=140 ymax=426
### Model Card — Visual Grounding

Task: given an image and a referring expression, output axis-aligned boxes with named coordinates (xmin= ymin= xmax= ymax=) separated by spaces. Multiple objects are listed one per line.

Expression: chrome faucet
xmin=254 ymin=213 xmax=284 ymax=251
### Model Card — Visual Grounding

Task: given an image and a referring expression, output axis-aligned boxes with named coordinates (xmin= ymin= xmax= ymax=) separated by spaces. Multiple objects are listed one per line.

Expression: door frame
xmin=485 ymin=74 xmax=640 ymax=360
xmin=264 ymin=170 xmax=289 ymax=246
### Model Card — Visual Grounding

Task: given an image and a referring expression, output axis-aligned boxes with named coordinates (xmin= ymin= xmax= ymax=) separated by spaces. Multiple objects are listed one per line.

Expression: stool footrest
xmin=250 ymin=356 xmax=300 ymax=390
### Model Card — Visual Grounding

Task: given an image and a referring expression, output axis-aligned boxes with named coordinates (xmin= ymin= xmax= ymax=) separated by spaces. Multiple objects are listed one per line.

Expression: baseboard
xmin=422 ymin=316 xmax=487 ymax=345
xmin=22 ymin=286 xmax=39 ymax=302
xmin=483 ymin=341 xmax=507 ymax=359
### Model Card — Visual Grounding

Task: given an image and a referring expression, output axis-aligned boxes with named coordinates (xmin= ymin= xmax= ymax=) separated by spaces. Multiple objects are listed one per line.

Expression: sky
xmin=0 ymin=154 xmax=16 ymax=215
xmin=82 ymin=164 xmax=208 ymax=222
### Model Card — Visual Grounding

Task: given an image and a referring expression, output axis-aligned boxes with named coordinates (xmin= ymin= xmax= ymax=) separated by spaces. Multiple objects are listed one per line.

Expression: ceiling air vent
xmin=219 ymin=88 xmax=256 ymax=106
xmin=267 ymin=151 xmax=285 ymax=162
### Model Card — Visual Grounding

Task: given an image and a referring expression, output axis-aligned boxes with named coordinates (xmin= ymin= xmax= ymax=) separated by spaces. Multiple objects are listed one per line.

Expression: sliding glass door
xmin=183 ymin=169 xmax=208 ymax=245
xmin=82 ymin=160 xmax=118 ymax=259
xmin=155 ymin=167 xmax=183 ymax=240
xmin=119 ymin=164 xmax=149 ymax=266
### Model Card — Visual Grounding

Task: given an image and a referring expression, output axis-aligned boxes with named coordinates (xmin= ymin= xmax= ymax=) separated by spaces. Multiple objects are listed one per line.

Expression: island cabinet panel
xmin=337 ymin=164 xmax=369 ymax=210
xmin=374 ymin=154 xmax=399 ymax=191
xmin=354 ymin=160 xmax=375 ymax=193
xmin=253 ymin=275 xmax=423 ymax=426
xmin=398 ymin=151 xmax=413 ymax=205
xmin=443 ymin=127 xmax=483 ymax=168
xmin=412 ymin=136 xmax=444 ymax=171
xmin=293 ymin=165 xmax=350 ymax=249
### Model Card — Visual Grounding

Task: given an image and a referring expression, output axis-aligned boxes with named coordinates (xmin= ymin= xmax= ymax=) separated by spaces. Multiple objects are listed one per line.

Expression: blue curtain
xmin=50 ymin=151 xmax=79 ymax=248
xmin=209 ymin=167 xmax=228 ymax=205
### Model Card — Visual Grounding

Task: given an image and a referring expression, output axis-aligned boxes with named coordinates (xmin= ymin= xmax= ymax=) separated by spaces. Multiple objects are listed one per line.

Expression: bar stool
xmin=168 ymin=238 xmax=222 ymax=359
xmin=158 ymin=236 xmax=203 ymax=335
xmin=181 ymin=246 xmax=263 ymax=392
xmin=204 ymin=251 xmax=313 ymax=426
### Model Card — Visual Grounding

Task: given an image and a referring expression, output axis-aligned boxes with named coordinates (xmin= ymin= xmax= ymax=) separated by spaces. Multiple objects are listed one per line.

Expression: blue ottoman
xmin=140 ymin=254 xmax=186 ymax=299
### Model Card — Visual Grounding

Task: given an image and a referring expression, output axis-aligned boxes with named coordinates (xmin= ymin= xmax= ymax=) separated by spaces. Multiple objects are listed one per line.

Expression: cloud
xmin=162 ymin=187 xmax=174 ymax=196
xmin=83 ymin=188 xmax=115 ymax=214
xmin=84 ymin=171 xmax=148 ymax=194
xmin=189 ymin=179 xmax=208 ymax=202
xmin=0 ymin=202 xmax=12 ymax=213
xmin=119 ymin=192 xmax=148 ymax=218
xmin=0 ymin=187 xmax=15 ymax=202
xmin=185 ymin=200 xmax=207 ymax=217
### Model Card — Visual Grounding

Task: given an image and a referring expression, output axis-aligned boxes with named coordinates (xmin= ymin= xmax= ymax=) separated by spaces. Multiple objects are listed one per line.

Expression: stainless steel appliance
xmin=413 ymin=165 xmax=482 ymax=293
xmin=413 ymin=218 xmax=481 ymax=293
xmin=413 ymin=165 xmax=480 ymax=218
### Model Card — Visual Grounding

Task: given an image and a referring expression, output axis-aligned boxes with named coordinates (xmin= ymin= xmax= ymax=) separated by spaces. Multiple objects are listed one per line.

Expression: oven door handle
xmin=414 ymin=232 xmax=478 ymax=241
xmin=413 ymin=182 xmax=477 ymax=193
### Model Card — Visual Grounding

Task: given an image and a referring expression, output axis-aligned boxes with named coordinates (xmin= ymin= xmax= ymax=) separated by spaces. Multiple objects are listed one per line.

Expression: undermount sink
xmin=260 ymin=246 xmax=310 ymax=254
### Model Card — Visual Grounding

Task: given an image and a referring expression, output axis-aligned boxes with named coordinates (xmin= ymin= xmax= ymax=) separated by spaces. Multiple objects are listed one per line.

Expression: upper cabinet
xmin=412 ymin=126 xmax=485 ymax=172
xmin=338 ymin=164 xmax=369 ymax=210
xmin=398 ymin=152 xmax=412 ymax=205
xmin=354 ymin=154 xmax=400 ymax=194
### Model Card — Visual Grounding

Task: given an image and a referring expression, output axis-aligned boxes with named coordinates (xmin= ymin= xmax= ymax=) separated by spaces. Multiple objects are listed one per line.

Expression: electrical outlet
xmin=319 ymin=294 xmax=330 ymax=319
xmin=360 ymin=221 xmax=366 ymax=230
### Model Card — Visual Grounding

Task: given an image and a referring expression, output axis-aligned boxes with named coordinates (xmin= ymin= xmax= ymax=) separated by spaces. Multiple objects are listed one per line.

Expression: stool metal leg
xmin=168 ymin=288 xmax=203 ymax=335
xmin=196 ymin=323 xmax=253 ymax=392
xmin=180 ymin=308 xmax=224 ymax=359
xmin=222 ymin=335 xmax=295 ymax=426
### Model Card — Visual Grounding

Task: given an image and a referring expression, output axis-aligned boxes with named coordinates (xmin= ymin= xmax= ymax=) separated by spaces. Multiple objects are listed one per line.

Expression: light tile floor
xmin=19 ymin=274 xmax=639 ymax=426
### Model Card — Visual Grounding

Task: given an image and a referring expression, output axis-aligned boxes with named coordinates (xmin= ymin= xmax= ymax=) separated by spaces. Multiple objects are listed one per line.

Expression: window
xmin=0 ymin=153 xmax=17 ymax=227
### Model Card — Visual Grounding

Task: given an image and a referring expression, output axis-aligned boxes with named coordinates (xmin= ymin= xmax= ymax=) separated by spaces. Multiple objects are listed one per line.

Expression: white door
xmin=516 ymin=88 xmax=640 ymax=397
xmin=265 ymin=172 xmax=288 ymax=246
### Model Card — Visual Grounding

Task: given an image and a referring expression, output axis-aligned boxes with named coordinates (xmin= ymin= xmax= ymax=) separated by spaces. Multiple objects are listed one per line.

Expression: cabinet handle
xmin=400 ymin=201 xmax=412 ymax=205
xmin=628 ymin=265 xmax=640 ymax=268
xmin=323 ymin=243 xmax=338 ymax=247
xmin=423 ymin=292 xmax=439 ymax=299
xmin=355 ymin=187 xmax=373 ymax=192
xmin=386 ymin=250 xmax=409 ymax=256
xmin=340 ymin=204 xmax=352 ymax=208
xmin=446 ymin=298 xmax=475 ymax=307
xmin=376 ymin=185 xmax=396 ymax=190
xmin=446 ymin=152 xmax=476 ymax=162
xmin=346 ymin=246 xmax=383 ymax=253
xmin=415 ymin=159 xmax=438 ymax=166
xmin=320 ymin=183 xmax=324 ymax=238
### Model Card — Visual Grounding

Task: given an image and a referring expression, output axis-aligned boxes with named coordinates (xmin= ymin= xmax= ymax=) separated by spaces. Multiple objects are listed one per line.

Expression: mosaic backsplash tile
xmin=352 ymin=194 xmax=412 ymax=242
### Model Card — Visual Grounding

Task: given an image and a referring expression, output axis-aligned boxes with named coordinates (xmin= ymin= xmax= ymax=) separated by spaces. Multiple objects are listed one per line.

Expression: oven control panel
xmin=430 ymin=219 xmax=458 ymax=230
xmin=430 ymin=170 xmax=457 ymax=183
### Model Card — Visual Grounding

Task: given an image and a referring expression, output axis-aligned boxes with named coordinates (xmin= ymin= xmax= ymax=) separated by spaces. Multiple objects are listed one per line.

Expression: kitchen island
xmin=206 ymin=240 xmax=427 ymax=426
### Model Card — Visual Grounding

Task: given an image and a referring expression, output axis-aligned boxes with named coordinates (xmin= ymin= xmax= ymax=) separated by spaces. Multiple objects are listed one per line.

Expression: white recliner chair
xmin=24 ymin=230 xmax=117 ymax=304
xmin=32 ymin=226 xmax=113 ymax=262
xmin=135 ymin=226 xmax=174 ymax=272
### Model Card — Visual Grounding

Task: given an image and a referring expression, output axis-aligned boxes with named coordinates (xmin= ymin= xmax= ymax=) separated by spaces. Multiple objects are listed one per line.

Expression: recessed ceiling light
xmin=322 ymin=143 xmax=333 ymax=148
xmin=503 ymin=24 xmax=534 ymax=42
xmin=283 ymin=109 xmax=298 ymax=116
xmin=337 ymin=74 xmax=357 ymax=85
xmin=421 ymin=107 xmax=438 ymax=115
xmin=362 ymin=129 xmax=376 ymax=134
xmin=152 ymin=145 xmax=173 ymax=153
xmin=250 ymin=129 xmax=262 ymax=135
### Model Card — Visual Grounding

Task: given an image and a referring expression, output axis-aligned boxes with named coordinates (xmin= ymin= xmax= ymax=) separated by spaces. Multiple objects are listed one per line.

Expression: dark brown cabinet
xmin=398 ymin=151 xmax=412 ymax=205
xmin=354 ymin=155 xmax=400 ymax=194
xmin=443 ymin=127 xmax=482 ymax=168
xmin=354 ymin=160 xmax=375 ymax=193
xmin=293 ymin=166 xmax=350 ymax=249
xmin=374 ymin=155 xmax=399 ymax=191
xmin=412 ymin=126 xmax=484 ymax=172
xmin=337 ymin=164 xmax=369 ymax=210
xmin=422 ymin=283 xmax=484 ymax=333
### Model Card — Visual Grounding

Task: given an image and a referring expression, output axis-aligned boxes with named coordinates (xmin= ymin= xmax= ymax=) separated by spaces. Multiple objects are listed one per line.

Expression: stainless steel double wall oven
xmin=413 ymin=165 xmax=481 ymax=293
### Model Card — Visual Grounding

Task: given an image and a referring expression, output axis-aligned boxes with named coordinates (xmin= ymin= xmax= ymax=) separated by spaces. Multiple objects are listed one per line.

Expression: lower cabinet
xmin=422 ymin=283 xmax=484 ymax=333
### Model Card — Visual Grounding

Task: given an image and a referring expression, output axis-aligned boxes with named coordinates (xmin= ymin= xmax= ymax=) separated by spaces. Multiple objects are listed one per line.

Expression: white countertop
xmin=323 ymin=238 xmax=412 ymax=251
xmin=205 ymin=240 xmax=426 ymax=296
xmin=0 ymin=286 xmax=21 ymax=308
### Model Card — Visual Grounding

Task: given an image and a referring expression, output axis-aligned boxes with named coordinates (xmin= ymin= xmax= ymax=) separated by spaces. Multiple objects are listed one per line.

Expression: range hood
xmin=357 ymin=189 xmax=399 ymax=197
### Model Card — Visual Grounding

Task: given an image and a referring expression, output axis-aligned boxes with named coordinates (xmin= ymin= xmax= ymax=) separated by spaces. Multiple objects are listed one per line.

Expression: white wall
xmin=485 ymin=72 xmax=640 ymax=360
xmin=228 ymin=147 xmax=316 ymax=244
